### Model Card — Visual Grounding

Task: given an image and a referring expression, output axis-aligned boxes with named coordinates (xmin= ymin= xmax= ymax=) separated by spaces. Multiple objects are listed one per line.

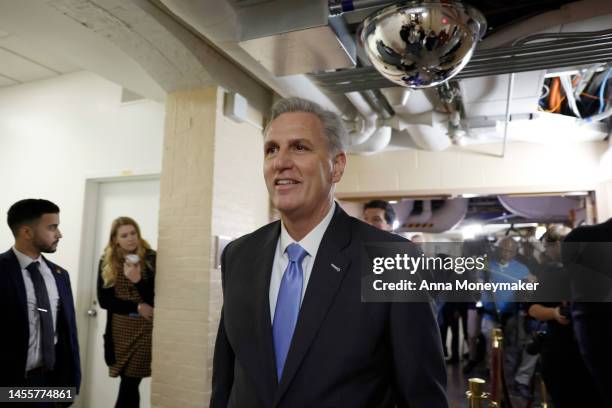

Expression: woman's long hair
xmin=101 ymin=217 xmax=152 ymax=288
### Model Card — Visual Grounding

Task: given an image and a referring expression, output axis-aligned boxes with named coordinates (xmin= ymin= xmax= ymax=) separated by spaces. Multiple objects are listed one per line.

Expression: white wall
xmin=0 ymin=71 xmax=165 ymax=294
xmin=338 ymin=141 xmax=608 ymax=198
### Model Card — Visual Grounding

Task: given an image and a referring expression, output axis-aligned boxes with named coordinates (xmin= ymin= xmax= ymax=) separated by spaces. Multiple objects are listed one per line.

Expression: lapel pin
xmin=56 ymin=268 xmax=62 ymax=275
xmin=330 ymin=263 xmax=341 ymax=272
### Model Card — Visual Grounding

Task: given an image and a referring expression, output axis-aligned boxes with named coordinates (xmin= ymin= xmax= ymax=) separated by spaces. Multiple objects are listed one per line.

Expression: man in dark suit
xmin=210 ymin=97 xmax=447 ymax=407
xmin=563 ymin=218 xmax=612 ymax=404
xmin=0 ymin=199 xmax=81 ymax=399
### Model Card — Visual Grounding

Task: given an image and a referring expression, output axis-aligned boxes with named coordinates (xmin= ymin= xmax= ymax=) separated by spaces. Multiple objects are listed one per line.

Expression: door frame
xmin=75 ymin=172 xmax=160 ymax=406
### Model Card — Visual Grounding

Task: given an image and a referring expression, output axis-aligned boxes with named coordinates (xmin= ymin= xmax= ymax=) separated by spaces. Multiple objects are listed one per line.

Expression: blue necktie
xmin=273 ymin=243 xmax=307 ymax=381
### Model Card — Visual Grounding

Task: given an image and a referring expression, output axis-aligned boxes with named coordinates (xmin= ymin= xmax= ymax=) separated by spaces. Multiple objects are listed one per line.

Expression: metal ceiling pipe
xmin=513 ymin=27 xmax=612 ymax=46
xmin=501 ymin=73 xmax=515 ymax=158
xmin=329 ymin=0 xmax=393 ymax=16
xmin=311 ymin=51 xmax=612 ymax=94
xmin=345 ymin=92 xmax=393 ymax=153
xmin=437 ymin=81 xmax=466 ymax=145
xmin=360 ymin=89 xmax=395 ymax=119
xmin=312 ymin=35 xmax=612 ymax=80
xmin=379 ymin=88 xmax=410 ymax=107
xmin=330 ymin=7 xmax=395 ymax=153
xmin=309 ymin=27 xmax=612 ymax=94
xmin=345 ymin=92 xmax=377 ymax=146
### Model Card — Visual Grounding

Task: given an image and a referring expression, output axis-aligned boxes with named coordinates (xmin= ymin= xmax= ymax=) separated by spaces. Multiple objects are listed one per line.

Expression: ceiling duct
xmin=344 ymin=91 xmax=393 ymax=153
xmin=498 ymin=195 xmax=585 ymax=224
xmin=385 ymin=110 xmax=452 ymax=151
xmin=396 ymin=198 xmax=469 ymax=232
xmin=311 ymin=27 xmax=612 ymax=94
xmin=157 ymin=0 xmax=612 ymax=155
xmin=235 ymin=0 xmax=357 ymax=76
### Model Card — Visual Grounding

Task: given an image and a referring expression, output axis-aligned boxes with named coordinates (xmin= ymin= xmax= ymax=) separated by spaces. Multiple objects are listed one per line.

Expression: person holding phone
xmin=97 ymin=217 xmax=156 ymax=408
xmin=528 ymin=225 xmax=602 ymax=408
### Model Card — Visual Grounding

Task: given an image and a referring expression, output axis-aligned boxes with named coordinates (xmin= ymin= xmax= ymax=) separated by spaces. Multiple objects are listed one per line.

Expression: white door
xmin=83 ymin=178 xmax=159 ymax=408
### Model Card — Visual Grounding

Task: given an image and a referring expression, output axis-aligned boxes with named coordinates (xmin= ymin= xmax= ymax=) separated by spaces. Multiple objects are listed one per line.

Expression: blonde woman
xmin=97 ymin=217 xmax=155 ymax=408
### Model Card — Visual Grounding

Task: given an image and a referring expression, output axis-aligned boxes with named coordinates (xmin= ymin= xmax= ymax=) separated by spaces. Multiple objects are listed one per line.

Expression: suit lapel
xmin=4 ymin=249 xmax=29 ymax=324
xmin=273 ymin=207 xmax=353 ymax=406
xmin=231 ymin=223 xmax=279 ymax=405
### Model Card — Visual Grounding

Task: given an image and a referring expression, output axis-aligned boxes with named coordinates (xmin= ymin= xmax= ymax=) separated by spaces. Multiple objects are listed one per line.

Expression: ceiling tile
xmin=0 ymin=74 xmax=18 ymax=87
xmin=0 ymin=35 xmax=78 ymax=74
xmin=0 ymin=47 xmax=58 ymax=83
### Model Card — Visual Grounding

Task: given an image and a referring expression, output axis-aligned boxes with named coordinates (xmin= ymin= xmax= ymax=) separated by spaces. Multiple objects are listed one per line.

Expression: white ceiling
xmin=0 ymin=0 xmax=270 ymax=107
xmin=0 ymin=28 xmax=79 ymax=88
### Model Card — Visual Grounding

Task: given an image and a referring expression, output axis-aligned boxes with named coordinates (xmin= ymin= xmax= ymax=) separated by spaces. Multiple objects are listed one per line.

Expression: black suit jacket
xmin=0 ymin=249 xmax=81 ymax=391
xmin=563 ymin=218 xmax=612 ymax=303
xmin=562 ymin=219 xmax=612 ymax=403
xmin=211 ymin=206 xmax=447 ymax=408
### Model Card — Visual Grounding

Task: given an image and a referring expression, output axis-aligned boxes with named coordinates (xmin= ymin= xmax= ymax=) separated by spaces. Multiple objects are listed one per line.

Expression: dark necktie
xmin=272 ymin=243 xmax=307 ymax=381
xmin=26 ymin=261 xmax=55 ymax=371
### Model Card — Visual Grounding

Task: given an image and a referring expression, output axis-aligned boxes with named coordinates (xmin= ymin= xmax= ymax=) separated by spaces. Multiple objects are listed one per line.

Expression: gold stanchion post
xmin=490 ymin=328 xmax=504 ymax=406
xmin=465 ymin=377 xmax=498 ymax=407
xmin=538 ymin=373 xmax=549 ymax=408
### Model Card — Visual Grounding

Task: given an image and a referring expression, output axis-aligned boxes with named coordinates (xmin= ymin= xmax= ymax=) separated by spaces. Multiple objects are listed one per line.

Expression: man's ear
xmin=331 ymin=151 xmax=346 ymax=183
xmin=20 ymin=224 xmax=34 ymax=241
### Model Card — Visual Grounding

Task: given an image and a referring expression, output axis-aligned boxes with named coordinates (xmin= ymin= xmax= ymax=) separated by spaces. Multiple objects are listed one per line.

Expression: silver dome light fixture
xmin=360 ymin=1 xmax=486 ymax=88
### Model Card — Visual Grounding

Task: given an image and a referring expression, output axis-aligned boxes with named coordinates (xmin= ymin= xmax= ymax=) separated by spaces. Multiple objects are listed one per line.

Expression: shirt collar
xmin=12 ymin=246 xmax=44 ymax=270
xmin=279 ymin=201 xmax=336 ymax=258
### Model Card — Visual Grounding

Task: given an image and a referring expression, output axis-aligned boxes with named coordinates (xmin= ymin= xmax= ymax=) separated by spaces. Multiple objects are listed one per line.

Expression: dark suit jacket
xmin=0 ymin=249 xmax=81 ymax=391
xmin=562 ymin=219 xmax=612 ymax=403
xmin=211 ymin=205 xmax=447 ymax=408
xmin=563 ymin=218 xmax=612 ymax=303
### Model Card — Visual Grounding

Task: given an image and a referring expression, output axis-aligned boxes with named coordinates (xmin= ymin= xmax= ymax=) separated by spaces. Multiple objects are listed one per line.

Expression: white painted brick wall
xmin=153 ymin=87 xmax=269 ymax=407
xmin=338 ymin=141 xmax=607 ymax=197
xmin=152 ymin=88 xmax=217 ymax=408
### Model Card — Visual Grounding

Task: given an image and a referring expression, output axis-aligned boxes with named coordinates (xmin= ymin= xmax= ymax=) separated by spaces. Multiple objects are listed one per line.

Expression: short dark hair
xmin=7 ymin=199 xmax=60 ymax=237
xmin=364 ymin=200 xmax=396 ymax=225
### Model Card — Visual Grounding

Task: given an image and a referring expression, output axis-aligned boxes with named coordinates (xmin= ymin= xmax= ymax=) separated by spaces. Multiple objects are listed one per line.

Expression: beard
xmin=33 ymin=237 xmax=58 ymax=253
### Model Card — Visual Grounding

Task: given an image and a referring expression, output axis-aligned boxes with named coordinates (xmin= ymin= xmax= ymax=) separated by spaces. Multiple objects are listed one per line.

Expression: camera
xmin=526 ymin=330 xmax=547 ymax=355
xmin=559 ymin=305 xmax=571 ymax=319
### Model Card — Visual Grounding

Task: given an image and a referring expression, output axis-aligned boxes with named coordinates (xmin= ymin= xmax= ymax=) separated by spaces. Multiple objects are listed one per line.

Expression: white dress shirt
xmin=13 ymin=247 xmax=60 ymax=371
xmin=269 ymin=202 xmax=336 ymax=321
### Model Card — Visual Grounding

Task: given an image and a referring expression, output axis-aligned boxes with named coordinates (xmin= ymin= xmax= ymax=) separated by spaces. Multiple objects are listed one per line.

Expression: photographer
xmin=527 ymin=226 xmax=601 ymax=408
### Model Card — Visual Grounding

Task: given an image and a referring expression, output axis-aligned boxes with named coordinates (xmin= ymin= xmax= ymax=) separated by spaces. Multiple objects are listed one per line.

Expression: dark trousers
xmin=440 ymin=303 xmax=468 ymax=359
xmin=541 ymin=347 xmax=604 ymax=408
xmin=115 ymin=376 xmax=142 ymax=408
xmin=572 ymin=305 xmax=612 ymax=405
